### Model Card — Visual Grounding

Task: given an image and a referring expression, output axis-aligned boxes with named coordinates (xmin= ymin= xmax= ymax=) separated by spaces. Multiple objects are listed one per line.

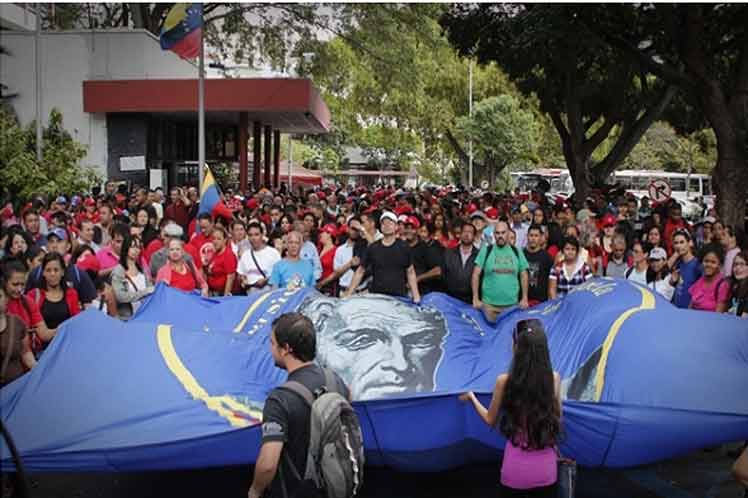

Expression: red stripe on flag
xmin=170 ymin=28 xmax=201 ymax=59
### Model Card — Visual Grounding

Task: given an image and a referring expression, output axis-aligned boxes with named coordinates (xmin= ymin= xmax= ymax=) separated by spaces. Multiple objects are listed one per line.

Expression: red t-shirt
xmin=183 ymin=241 xmax=202 ymax=269
xmin=169 ymin=266 xmax=198 ymax=292
xmin=190 ymin=232 xmax=212 ymax=254
xmin=7 ymin=295 xmax=43 ymax=328
xmin=207 ymin=247 xmax=237 ymax=292
xmin=319 ymin=246 xmax=337 ymax=281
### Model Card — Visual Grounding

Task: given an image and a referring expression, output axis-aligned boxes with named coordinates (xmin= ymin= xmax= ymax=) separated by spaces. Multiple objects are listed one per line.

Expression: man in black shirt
xmin=249 ymin=313 xmax=349 ymax=498
xmin=406 ymin=217 xmax=443 ymax=295
xmin=442 ymin=221 xmax=479 ymax=303
xmin=524 ymin=224 xmax=553 ymax=306
xmin=342 ymin=211 xmax=421 ymax=302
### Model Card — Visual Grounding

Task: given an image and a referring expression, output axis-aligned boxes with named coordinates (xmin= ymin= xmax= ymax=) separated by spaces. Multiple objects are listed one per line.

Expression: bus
xmin=610 ymin=170 xmax=713 ymax=207
xmin=510 ymin=169 xmax=573 ymax=195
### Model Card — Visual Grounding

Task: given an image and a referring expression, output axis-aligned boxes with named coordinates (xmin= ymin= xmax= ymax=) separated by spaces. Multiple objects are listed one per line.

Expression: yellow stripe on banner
xmin=200 ymin=167 xmax=216 ymax=196
xmin=162 ymin=3 xmax=188 ymax=32
xmin=593 ymin=286 xmax=656 ymax=401
xmin=233 ymin=291 xmax=273 ymax=333
xmin=157 ymin=324 xmax=255 ymax=428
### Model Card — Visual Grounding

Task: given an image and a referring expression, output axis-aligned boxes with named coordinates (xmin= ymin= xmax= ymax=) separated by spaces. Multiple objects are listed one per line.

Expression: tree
xmin=577 ymin=4 xmax=748 ymax=226
xmin=456 ymin=95 xmax=538 ymax=188
xmin=442 ymin=4 xmax=676 ymax=204
xmin=0 ymin=107 xmax=101 ymax=200
xmin=617 ymin=122 xmax=716 ymax=174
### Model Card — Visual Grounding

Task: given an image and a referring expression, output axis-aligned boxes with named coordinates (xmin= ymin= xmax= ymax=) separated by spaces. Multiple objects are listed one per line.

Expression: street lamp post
xmin=468 ymin=60 xmax=474 ymax=189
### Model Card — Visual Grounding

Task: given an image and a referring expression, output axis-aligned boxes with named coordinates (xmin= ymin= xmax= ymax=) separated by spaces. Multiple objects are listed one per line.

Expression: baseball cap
xmin=470 ymin=210 xmax=487 ymax=221
xmin=602 ymin=213 xmax=617 ymax=227
xmin=485 ymin=207 xmax=499 ymax=220
xmin=404 ymin=216 xmax=421 ymax=228
xmin=164 ymin=223 xmax=184 ymax=238
xmin=56 ymin=195 xmax=68 ymax=205
xmin=380 ymin=211 xmax=397 ymax=224
xmin=648 ymin=247 xmax=667 ymax=261
xmin=47 ymin=228 xmax=68 ymax=241
xmin=703 ymin=216 xmax=717 ymax=225
xmin=321 ymin=224 xmax=338 ymax=236
xmin=84 ymin=197 xmax=96 ymax=207
xmin=397 ymin=214 xmax=409 ymax=224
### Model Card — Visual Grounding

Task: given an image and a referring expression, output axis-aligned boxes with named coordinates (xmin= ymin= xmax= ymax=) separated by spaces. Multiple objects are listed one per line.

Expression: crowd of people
xmin=0 ymin=179 xmax=747 ymax=497
xmin=1 ymin=180 xmax=747 ymax=386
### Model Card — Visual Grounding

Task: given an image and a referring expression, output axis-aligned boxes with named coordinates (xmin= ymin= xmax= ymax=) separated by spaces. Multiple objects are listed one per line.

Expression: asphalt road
xmin=6 ymin=444 xmax=745 ymax=498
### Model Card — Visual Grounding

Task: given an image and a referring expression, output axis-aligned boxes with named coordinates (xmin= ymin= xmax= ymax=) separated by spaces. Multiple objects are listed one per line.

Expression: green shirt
xmin=475 ymin=244 xmax=528 ymax=306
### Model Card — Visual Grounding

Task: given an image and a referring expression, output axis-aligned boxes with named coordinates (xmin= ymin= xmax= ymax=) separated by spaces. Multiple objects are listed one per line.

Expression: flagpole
xmin=197 ymin=5 xmax=205 ymax=189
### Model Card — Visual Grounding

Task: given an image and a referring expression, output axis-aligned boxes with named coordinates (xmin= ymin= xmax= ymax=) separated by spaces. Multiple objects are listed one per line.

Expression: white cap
xmin=648 ymin=247 xmax=667 ymax=260
xmin=380 ymin=211 xmax=397 ymax=224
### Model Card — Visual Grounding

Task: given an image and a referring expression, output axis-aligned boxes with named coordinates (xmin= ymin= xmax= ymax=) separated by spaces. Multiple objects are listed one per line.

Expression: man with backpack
xmin=471 ymin=220 xmax=530 ymax=323
xmin=249 ymin=312 xmax=364 ymax=498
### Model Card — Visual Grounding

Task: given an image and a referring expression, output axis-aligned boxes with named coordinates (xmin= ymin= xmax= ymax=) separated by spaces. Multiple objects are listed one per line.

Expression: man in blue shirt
xmin=269 ymin=231 xmax=315 ymax=290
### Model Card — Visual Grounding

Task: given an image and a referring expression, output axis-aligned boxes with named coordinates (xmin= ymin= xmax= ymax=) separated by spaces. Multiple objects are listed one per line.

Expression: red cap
xmin=395 ymin=205 xmax=412 ymax=216
xmin=84 ymin=197 xmax=96 ymax=207
xmin=602 ymin=213 xmax=617 ymax=227
xmin=485 ymin=207 xmax=499 ymax=220
xmin=467 ymin=203 xmax=478 ymax=214
xmin=76 ymin=254 xmax=100 ymax=274
xmin=405 ymin=216 xmax=421 ymax=228
xmin=321 ymin=224 xmax=337 ymax=236
xmin=246 ymin=198 xmax=258 ymax=210
xmin=317 ymin=191 xmax=327 ymax=200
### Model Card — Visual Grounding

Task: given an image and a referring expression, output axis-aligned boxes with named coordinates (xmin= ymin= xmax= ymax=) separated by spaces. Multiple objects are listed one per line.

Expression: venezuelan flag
xmin=160 ymin=3 xmax=203 ymax=59
xmin=198 ymin=165 xmax=235 ymax=224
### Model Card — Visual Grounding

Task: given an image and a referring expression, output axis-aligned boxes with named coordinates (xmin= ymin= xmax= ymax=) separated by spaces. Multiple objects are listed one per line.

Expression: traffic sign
xmin=648 ymin=179 xmax=672 ymax=203
xmin=480 ymin=180 xmax=489 ymax=190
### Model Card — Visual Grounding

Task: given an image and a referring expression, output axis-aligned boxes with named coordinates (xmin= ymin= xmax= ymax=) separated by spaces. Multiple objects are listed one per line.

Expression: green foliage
xmin=620 ymin=122 xmax=716 ymax=174
xmin=0 ymin=107 xmax=100 ymax=199
xmin=457 ymin=95 xmax=538 ymax=172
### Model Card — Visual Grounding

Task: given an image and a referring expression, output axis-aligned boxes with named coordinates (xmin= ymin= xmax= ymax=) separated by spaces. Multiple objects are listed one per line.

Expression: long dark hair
xmin=119 ymin=234 xmax=143 ymax=273
xmin=730 ymin=250 xmax=748 ymax=301
xmin=499 ymin=319 xmax=561 ymax=450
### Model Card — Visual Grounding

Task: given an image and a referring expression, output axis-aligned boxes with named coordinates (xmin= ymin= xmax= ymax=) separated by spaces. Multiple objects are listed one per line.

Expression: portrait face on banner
xmin=299 ymin=294 xmax=449 ymax=401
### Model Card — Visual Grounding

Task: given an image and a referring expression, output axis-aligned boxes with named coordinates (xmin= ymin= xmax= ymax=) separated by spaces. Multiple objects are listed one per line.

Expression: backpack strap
xmin=625 ymin=267 xmax=634 ymax=279
xmin=714 ymin=277 xmax=727 ymax=302
xmin=322 ymin=367 xmax=337 ymax=395
xmin=280 ymin=380 xmax=315 ymax=407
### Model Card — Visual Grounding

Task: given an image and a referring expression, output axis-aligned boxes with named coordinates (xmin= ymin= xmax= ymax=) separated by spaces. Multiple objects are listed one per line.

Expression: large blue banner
xmin=1 ymin=278 xmax=747 ymax=471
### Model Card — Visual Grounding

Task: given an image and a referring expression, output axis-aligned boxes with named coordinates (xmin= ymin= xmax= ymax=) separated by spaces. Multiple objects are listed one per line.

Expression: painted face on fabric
xmin=301 ymin=294 xmax=448 ymax=401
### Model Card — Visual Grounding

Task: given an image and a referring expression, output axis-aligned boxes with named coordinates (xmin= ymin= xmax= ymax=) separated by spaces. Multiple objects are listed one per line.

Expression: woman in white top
xmin=625 ymin=241 xmax=649 ymax=285
xmin=645 ymin=247 xmax=676 ymax=301
xmin=237 ymin=221 xmax=281 ymax=293
xmin=111 ymin=235 xmax=154 ymax=320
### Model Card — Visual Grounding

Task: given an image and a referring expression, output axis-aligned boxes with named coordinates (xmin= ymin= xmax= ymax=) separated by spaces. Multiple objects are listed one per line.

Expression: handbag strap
xmin=250 ymin=249 xmax=267 ymax=280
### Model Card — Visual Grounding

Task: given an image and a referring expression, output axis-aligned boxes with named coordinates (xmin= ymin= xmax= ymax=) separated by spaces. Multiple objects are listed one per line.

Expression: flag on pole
xmin=159 ymin=3 xmax=203 ymax=59
xmin=198 ymin=165 xmax=234 ymax=223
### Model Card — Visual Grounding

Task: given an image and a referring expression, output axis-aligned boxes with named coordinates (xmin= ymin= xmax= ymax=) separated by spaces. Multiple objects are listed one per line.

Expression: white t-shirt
xmin=626 ymin=266 xmax=648 ymax=285
xmin=334 ymin=242 xmax=355 ymax=288
xmin=237 ymin=245 xmax=281 ymax=285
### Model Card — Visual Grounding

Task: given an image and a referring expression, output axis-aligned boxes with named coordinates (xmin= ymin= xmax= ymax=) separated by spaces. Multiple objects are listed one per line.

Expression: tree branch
xmin=595 ymin=85 xmax=677 ymax=180
xmin=582 ymin=117 xmax=616 ymax=158
xmin=445 ymin=128 xmax=485 ymax=170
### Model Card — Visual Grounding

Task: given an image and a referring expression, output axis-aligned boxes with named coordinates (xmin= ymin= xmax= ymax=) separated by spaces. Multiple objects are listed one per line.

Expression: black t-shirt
xmin=261 ymin=364 xmax=349 ymax=498
xmin=362 ymin=238 xmax=413 ymax=297
xmin=41 ymin=296 xmax=71 ymax=329
xmin=411 ymin=240 xmax=444 ymax=295
xmin=524 ymin=248 xmax=553 ymax=303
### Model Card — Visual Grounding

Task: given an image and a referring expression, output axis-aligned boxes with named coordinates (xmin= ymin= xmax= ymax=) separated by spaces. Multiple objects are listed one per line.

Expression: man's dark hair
xmin=197 ymin=212 xmax=212 ymax=221
xmin=247 ymin=221 xmax=264 ymax=233
xmin=110 ymin=222 xmax=130 ymax=241
xmin=272 ymin=312 xmax=316 ymax=362
xmin=528 ymin=224 xmax=544 ymax=235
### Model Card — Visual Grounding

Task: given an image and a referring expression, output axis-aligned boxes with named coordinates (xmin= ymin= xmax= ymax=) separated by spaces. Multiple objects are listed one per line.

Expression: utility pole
xmin=35 ymin=5 xmax=43 ymax=161
xmin=468 ymin=59 xmax=474 ymax=189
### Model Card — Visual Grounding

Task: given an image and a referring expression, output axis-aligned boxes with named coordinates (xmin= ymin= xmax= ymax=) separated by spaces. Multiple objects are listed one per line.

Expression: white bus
xmin=611 ymin=170 xmax=713 ymax=207
xmin=510 ymin=169 xmax=573 ymax=195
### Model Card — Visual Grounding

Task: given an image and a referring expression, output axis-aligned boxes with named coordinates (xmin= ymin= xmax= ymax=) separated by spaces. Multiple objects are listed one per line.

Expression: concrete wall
xmin=0 ymin=29 xmax=196 ymax=179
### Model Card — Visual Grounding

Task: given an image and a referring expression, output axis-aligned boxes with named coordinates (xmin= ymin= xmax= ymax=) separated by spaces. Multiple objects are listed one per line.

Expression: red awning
xmin=82 ymin=78 xmax=330 ymax=134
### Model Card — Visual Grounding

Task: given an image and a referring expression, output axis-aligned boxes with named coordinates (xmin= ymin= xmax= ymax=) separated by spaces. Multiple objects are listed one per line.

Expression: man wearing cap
xmin=26 ymin=228 xmax=97 ymax=306
xmin=472 ymin=220 xmax=530 ymax=322
xmin=343 ymin=211 xmax=420 ymax=303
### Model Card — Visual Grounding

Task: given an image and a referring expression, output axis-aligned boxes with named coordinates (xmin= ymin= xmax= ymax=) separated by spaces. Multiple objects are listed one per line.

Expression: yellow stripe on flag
xmin=163 ymin=3 xmax=189 ymax=32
